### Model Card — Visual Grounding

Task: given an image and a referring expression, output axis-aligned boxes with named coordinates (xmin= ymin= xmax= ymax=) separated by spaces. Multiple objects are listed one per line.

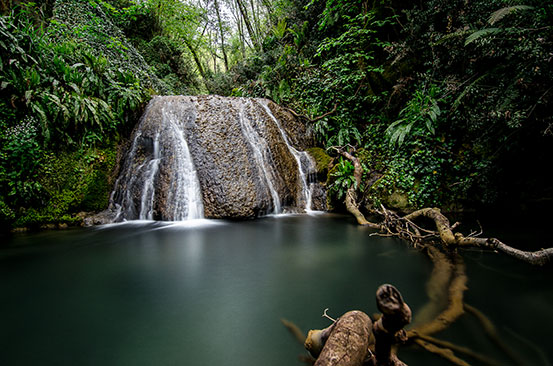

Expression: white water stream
xmin=164 ymin=107 xmax=204 ymax=220
xmin=238 ymin=100 xmax=282 ymax=214
xmin=108 ymin=96 xmax=319 ymax=221
xmin=259 ymin=100 xmax=316 ymax=211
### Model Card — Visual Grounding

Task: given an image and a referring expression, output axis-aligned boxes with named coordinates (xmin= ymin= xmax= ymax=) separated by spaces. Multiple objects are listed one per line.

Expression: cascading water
xmin=239 ymin=101 xmax=281 ymax=214
xmin=102 ymin=95 xmax=325 ymax=223
xmin=162 ymin=106 xmax=204 ymax=220
xmin=138 ymin=132 xmax=160 ymax=220
xmin=108 ymin=97 xmax=204 ymax=222
xmin=258 ymin=100 xmax=317 ymax=211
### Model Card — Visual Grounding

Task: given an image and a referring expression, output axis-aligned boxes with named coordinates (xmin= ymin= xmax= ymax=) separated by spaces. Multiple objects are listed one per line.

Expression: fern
xmin=464 ymin=28 xmax=501 ymax=46
xmin=488 ymin=5 xmax=534 ymax=25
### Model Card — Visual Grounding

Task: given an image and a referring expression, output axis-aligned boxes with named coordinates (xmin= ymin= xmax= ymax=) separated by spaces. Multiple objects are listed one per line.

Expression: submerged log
xmin=306 ymin=310 xmax=372 ymax=366
xmin=412 ymin=246 xmax=453 ymax=326
xmin=408 ymin=255 xmax=466 ymax=337
xmin=304 ymin=285 xmax=413 ymax=366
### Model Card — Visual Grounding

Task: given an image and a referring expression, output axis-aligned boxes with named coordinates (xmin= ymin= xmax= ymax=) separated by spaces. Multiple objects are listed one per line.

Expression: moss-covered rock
xmin=11 ymin=145 xmax=118 ymax=230
xmin=306 ymin=147 xmax=332 ymax=177
xmin=384 ymin=190 xmax=410 ymax=211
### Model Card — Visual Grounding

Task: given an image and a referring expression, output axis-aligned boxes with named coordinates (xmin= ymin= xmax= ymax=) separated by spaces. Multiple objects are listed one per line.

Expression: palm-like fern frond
xmin=465 ymin=28 xmax=501 ymax=46
xmin=488 ymin=5 xmax=534 ymax=25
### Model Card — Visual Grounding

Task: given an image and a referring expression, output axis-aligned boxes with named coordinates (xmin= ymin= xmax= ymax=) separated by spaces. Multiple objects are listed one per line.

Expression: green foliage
xmin=386 ymin=84 xmax=443 ymax=146
xmin=0 ymin=2 xmax=150 ymax=229
xmin=50 ymin=0 xmax=164 ymax=92
xmin=12 ymin=146 xmax=118 ymax=228
xmin=328 ymin=158 xmax=357 ymax=200
xmin=488 ymin=5 xmax=534 ymax=25
xmin=0 ymin=116 xmax=44 ymax=207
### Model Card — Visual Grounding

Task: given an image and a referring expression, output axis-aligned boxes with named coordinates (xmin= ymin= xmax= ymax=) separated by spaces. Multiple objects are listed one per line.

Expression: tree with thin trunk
xmin=213 ymin=0 xmax=229 ymax=72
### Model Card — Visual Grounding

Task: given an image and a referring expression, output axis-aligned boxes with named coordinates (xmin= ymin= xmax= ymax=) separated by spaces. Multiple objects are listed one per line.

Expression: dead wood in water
xmin=331 ymin=146 xmax=382 ymax=229
xmin=302 ymin=285 xmax=411 ymax=366
xmin=407 ymin=254 xmax=466 ymax=337
xmin=371 ymin=284 xmax=412 ymax=366
xmin=331 ymin=144 xmax=553 ymax=265
xmin=310 ymin=311 xmax=372 ymax=366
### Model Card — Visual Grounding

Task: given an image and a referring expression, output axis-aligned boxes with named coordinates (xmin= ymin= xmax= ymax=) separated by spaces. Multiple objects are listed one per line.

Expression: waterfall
xmin=138 ymin=132 xmax=160 ymax=220
xmin=163 ymin=107 xmax=204 ymax=220
xmin=238 ymin=101 xmax=281 ymax=214
xmin=258 ymin=100 xmax=317 ymax=211
xmin=103 ymin=95 xmax=324 ymax=223
xmin=109 ymin=97 xmax=204 ymax=222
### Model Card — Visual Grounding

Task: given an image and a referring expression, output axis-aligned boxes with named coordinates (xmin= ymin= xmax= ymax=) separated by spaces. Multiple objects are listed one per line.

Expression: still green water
xmin=1 ymin=214 xmax=552 ymax=365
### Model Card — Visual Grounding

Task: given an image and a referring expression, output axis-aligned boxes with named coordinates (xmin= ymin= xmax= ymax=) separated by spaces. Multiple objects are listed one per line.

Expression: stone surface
xmin=101 ymin=95 xmax=322 ymax=221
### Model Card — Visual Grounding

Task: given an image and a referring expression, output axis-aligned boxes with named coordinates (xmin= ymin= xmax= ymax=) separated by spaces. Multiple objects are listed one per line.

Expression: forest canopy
xmin=1 ymin=0 xmax=552 ymax=230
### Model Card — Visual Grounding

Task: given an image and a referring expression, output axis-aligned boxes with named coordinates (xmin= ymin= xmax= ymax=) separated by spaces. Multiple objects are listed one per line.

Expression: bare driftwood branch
xmin=356 ymin=205 xmax=553 ymax=266
xmin=304 ymin=286 xmax=412 ymax=366
xmin=330 ymin=146 xmax=383 ymax=229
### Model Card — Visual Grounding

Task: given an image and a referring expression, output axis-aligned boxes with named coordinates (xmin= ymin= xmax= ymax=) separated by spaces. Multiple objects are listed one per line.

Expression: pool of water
xmin=1 ymin=214 xmax=551 ymax=365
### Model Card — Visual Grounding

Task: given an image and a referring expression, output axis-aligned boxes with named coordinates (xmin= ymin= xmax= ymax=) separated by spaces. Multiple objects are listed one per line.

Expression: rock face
xmin=105 ymin=95 xmax=324 ymax=221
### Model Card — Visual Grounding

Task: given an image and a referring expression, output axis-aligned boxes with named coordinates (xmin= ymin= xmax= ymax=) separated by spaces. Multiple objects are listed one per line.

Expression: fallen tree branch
xmin=359 ymin=206 xmax=552 ymax=266
xmin=489 ymin=238 xmax=553 ymax=266
xmin=312 ymin=103 xmax=338 ymax=122
xmin=372 ymin=284 xmax=412 ymax=366
xmin=330 ymin=146 xmax=383 ymax=229
xmin=287 ymin=103 xmax=338 ymax=123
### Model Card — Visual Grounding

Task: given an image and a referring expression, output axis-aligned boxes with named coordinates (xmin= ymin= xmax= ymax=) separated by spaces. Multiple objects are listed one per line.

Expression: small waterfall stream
xmin=259 ymin=100 xmax=316 ymax=211
xmin=238 ymin=101 xmax=281 ymax=214
xmin=105 ymin=95 xmax=323 ymax=222
xmin=163 ymin=107 xmax=204 ymax=220
xmin=138 ymin=132 xmax=160 ymax=220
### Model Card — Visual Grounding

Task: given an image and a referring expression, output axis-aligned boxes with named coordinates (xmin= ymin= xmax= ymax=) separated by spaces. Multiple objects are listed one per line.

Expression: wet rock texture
xmin=108 ymin=95 xmax=324 ymax=220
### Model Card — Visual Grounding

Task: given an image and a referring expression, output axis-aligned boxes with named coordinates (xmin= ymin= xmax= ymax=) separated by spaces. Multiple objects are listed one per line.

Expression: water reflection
xmin=1 ymin=214 xmax=551 ymax=366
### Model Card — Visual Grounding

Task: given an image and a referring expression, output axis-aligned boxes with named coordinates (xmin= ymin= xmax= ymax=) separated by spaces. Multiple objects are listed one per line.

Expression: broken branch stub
xmin=373 ymin=284 xmax=412 ymax=366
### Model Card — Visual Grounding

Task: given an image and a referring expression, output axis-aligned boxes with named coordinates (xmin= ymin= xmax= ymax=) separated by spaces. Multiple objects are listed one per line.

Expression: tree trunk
xmin=235 ymin=0 xmax=260 ymax=50
xmin=213 ymin=0 xmax=229 ymax=72
xmin=309 ymin=311 xmax=373 ymax=366
xmin=332 ymin=147 xmax=381 ymax=229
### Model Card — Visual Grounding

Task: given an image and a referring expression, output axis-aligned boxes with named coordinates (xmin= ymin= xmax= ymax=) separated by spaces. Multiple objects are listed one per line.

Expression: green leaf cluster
xmin=0 ymin=2 xmax=150 ymax=230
